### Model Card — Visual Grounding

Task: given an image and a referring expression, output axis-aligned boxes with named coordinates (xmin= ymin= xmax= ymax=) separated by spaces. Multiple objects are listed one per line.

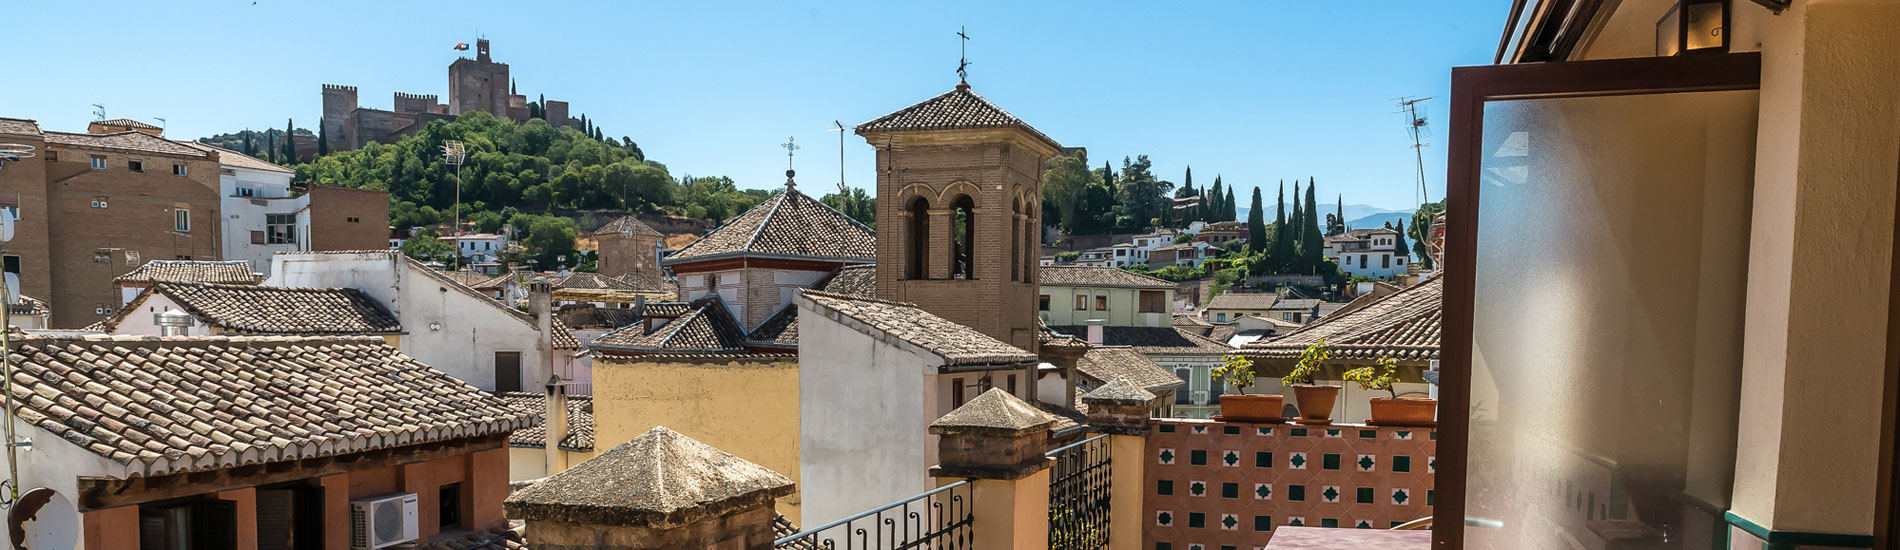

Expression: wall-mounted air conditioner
xmin=350 ymin=493 xmax=418 ymax=550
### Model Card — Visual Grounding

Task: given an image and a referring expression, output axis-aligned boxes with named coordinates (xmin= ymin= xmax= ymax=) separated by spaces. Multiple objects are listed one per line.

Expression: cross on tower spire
xmin=781 ymin=136 xmax=801 ymax=188
xmin=956 ymin=26 xmax=971 ymax=83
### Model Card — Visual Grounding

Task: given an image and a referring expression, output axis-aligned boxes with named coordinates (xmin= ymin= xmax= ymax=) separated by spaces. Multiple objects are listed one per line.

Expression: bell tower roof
xmin=855 ymin=83 xmax=1060 ymax=151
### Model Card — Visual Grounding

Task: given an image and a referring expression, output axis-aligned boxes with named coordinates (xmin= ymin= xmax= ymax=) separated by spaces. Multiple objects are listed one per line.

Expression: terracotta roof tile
xmin=1048 ymin=325 xmax=1233 ymax=356
xmin=6 ymin=335 xmax=530 ymax=478
xmin=1039 ymin=266 xmax=1175 ymax=289
xmin=504 ymin=426 xmax=794 ymax=526
xmin=44 ymin=131 xmax=210 ymax=158
xmin=611 ymin=272 xmax=669 ymax=292
xmin=591 ymin=296 xmax=748 ymax=353
xmin=93 ymin=118 xmax=160 ymax=130
xmin=1204 ymin=292 xmax=1279 ymax=311
xmin=8 ymin=295 xmax=48 ymax=317
xmin=500 ymin=392 xmax=593 ymax=452
xmin=746 ymin=305 xmax=799 ymax=348
xmin=801 ymin=291 xmax=1036 ymax=366
xmin=595 ymin=215 xmax=662 ymax=237
xmin=549 ymin=272 xmax=636 ymax=291
xmin=113 ymin=260 xmax=261 ymax=284
xmin=0 ymin=118 xmax=41 ymax=136
xmin=435 ymin=270 xmax=493 ymax=289
xmin=856 ymin=82 xmax=1059 ymax=149
xmin=665 ymin=187 xmax=875 ymax=264
xmin=814 ymin=264 xmax=877 ymax=298
xmin=1076 ymin=346 xmax=1185 ymax=393
xmin=106 ymin=282 xmax=401 ymax=335
xmin=176 ymin=141 xmax=295 ymax=174
xmin=1242 ymin=277 xmax=1440 ymax=362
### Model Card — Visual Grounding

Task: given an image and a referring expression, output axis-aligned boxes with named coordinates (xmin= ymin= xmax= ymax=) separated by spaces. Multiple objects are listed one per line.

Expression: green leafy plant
xmin=1282 ymin=339 xmax=1331 ymax=386
xmin=1211 ymin=354 xmax=1257 ymax=395
xmin=1343 ymin=356 xmax=1402 ymax=398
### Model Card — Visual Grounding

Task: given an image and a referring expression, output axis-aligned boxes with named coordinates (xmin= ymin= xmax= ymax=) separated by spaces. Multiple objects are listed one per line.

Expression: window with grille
xmin=173 ymin=209 xmax=190 ymax=232
xmin=267 ymin=214 xmax=296 ymax=244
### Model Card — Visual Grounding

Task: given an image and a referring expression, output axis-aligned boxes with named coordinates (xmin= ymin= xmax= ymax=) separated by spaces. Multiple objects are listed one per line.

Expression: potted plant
xmin=1211 ymin=354 xmax=1283 ymax=422
xmin=1345 ymin=356 xmax=1436 ymax=426
xmin=1283 ymin=339 xmax=1340 ymax=424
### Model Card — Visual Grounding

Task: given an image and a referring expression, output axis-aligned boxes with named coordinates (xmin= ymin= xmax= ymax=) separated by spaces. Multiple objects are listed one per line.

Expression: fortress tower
xmin=448 ymin=39 xmax=511 ymax=117
xmin=857 ymin=81 xmax=1062 ymax=352
xmin=320 ymin=84 xmax=357 ymax=152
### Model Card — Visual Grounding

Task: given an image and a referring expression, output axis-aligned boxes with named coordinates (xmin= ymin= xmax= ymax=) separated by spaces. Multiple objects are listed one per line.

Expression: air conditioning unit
xmin=350 ymin=493 xmax=418 ymax=550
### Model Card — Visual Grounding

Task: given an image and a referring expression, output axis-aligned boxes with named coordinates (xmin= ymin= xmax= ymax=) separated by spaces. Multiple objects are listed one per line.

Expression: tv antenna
xmin=1394 ymin=96 xmax=1433 ymax=206
xmin=442 ymin=140 xmax=467 ymax=270
xmin=152 ymin=117 xmax=166 ymax=133
xmin=956 ymin=26 xmax=971 ymax=82
xmin=824 ymin=121 xmax=852 ymax=192
xmin=90 ymin=104 xmax=106 ymax=122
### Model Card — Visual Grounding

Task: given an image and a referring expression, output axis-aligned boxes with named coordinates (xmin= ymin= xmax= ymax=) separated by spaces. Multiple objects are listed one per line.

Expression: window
xmin=906 ymin=197 xmax=929 ymax=279
xmin=1216 ymin=312 xmax=1226 ymax=322
xmin=91 ymin=197 xmax=108 ymax=208
xmin=171 ymin=164 xmax=187 ymax=176
xmin=128 ymin=160 xmax=143 ymax=173
xmin=438 ymin=483 xmax=463 ymax=529
xmin=347 ymin=217 xmax=359 ymax=223
xmin=1382 ymin=255 xmax=1390 ymax=269
xmin=2 ymin=256 xmax=17 ymax=276
xmin=44 ymin=151 xmax=55 ymax=162
xmin=1039 ymin=295 xmax=1050 ymax=311
xmin=1359 ymin=255 xmax=1367 ymax=269
xmin=266 ymin=214 xmax=295 ymax=244
xmin=494 ymin=352 xmax=522 ymax=392
xmin=1175 ymin=368 xmax=1192 ymax=404
xmin=1007 ymin=374 xmax=1017 ymax=395
xmin=237 ymin=187 xmax=255 ymax=197
xmin=1095 ymin=296 xmax=1109 ymax=311
xmin=173 ymin=209 xmax=190 ymax=232
xmin=1075 ymin=295 xmax=1089 ymax=310
xmin=951 ymin=380 xmax=966 ymax=407
xmin=950 ymin=195 xmax=975 ymax=279
xmin=90 ymin=156 xmax=105 ymax=170
xmin=1140 ymin=290 xmax=1166 ymax=313
xmin=250 ymin=231 xmax=265 ymax=245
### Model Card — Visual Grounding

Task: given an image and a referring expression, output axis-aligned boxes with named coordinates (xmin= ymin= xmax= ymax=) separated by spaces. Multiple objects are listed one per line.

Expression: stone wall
xmin=1143 ymin=418 xmax=1435 ymax=548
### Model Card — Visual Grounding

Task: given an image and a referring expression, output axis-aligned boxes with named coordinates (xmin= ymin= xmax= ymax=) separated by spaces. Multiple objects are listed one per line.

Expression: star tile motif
xmin=1287 ymin=517 xmax=1305 ymax=527
xmin=1192 ymin=425 xmax=1207 ymax=434
xmin=1159 ymin=448 xmax=1175 ymax=464
xmin=1357 ymin=520 xmax=1373 ymax=529
xmin=1190 ymin=481 xmax=1206 ymax=497
xmin=1221 ymin=514 xmax=1239 ymax=531
xmin=1289 ymin=452 xmax=1307 ymax=469
xmin=1325 ymin=428 xmax=1342 ymax=438
xmin=1393 ymin=488 xmax=1411 ymax=505
xmin=1429 ymin=456 xmax=1436 ymax=473
xmin=1394 ymin=430 xmax=1413 ymax=440
xmin=1223 ymin=450 xmax=1240 ymax=466
xmin=1321 ymin=485 xmax=1340 ymax=502
xmin=1357 ymin=454 xmax=1376 ymax=472
xmin=1257 ymin=427 xmax=1273 ymax=435
xmin=1157 ymin=510 xmax=1174 ymax=526
xmin=1255 ymin=483 xmax=1272 ymax=500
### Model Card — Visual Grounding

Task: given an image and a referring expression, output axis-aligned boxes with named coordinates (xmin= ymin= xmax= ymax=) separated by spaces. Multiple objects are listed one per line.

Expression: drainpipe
xmin=154 ymin=310 xmax=193 ymax=337
xmin=543 ymin=375 xmax=568 ymax=475
xmin=529 ymin=277 xmax=554 ymax=390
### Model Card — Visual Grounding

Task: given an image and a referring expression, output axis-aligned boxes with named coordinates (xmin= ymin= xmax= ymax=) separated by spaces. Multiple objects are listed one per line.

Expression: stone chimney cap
xmin=504 ymin=426 xmax=794 ymax=527
xmin=1081 ymin=378 xmax=1156 ymax=406
xmin=929 ymin=388 xmax=1055 ymax=436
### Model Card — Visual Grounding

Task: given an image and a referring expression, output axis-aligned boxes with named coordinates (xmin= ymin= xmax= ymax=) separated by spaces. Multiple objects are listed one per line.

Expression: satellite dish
xmin=3 ymin=274 xmax=18 ymax=306
xmin=9 ymin=487 xmax=78 ymax=550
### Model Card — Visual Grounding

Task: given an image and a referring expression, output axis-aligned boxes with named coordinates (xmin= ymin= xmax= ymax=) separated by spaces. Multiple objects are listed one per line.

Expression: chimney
xmin=530 ymin=276 xmax=555 ymax=389
xmin=544 ymin=375 xmax=569 ymax=475
xmin=1085 ymin=322 xmax=1105 ymax=345
xmin=154 ymin=309 xmax=192 ymax=337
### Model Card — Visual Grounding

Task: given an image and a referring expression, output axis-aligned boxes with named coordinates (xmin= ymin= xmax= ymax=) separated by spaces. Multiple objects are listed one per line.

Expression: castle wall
xmin=393 ymin=92 xmax=440 ymax=115
xmin=320 ymin=84 xmax=357 ymax=153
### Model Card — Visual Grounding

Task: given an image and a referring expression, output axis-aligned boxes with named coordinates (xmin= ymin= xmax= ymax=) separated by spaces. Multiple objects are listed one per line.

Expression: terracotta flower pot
xmin=1290 ymin=384 xmax=1341 ymax=424
xmin=1367 ymin=397 xmax=1437 ymax=426
xmin=1217 ymin=393 xmax=1284 ymax=423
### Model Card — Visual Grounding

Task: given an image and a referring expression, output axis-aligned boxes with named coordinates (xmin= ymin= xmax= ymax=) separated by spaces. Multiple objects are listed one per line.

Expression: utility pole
xmin=442 ymin=141 xmax=467 ymax=270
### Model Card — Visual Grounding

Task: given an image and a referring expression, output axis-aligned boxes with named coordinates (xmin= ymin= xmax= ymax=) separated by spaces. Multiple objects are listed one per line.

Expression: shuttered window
xmin=257 ymin=489 xmax=295 ymax=550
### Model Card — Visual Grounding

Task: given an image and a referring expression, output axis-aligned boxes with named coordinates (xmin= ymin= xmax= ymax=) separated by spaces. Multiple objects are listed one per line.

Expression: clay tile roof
xmin=800 ymin=290 xmax=1036 ymax=366
xmin=43 ymin=131 xmax=210 ymax=158
xmin=856 ymin=82 xmax=1060 ymax=149
xmin=5 ymin=335 xmax=531 ymax=478
xmin=1039 ymin=266 xmax=1175 ymax=289
xmin=746 ymin=305 xmax=799 ymax=348
xmin=8 ymin=295 xmax=48 ymax=317
xmin=0 ymin=118 xmax=41 ymax=136
xmin=1242 ymin=276 xmax=1441 ymax=362
xmin=591 ymin=296 xmax=748 ymax=353
xmin=175 ymin=141 xmax=296 ymax=174
xmin=1049 ymin=325 xmax=1233 ymax=356
xmin=93 ymin=118 xmax=160 ymax=130
xmin=612 ymin=271 xmax=669 ymax=292
xmin=549 ymin=272 xmax=637 ymax=291
xmin=638 ymin=301 xmax=692 ymax=319
xmin=551 ymin=317 xmax=580 ymax=350
xmin=435 ymin=270 xmax=492 ymax=289
xmin=1076 ymin=346 xmax=1185 ymax=393
xmin=1081 ymin=378 xmax=1158 ymax=406
xmin=108 ymin=282 xmax=402 ymax=334
xmin=500 ymin=392 xmax=593 ymax=452
xmin=472 ymin=271 xmax=521 ymax=291
xmin=664 ymin=186 xmax=876 ymax=265
xmin=113 ymin=260 xmax=261 ymax=284
xmin=815 ymin=264 xmax=877 ymax=298
xmin=504 ymin=426 xmax=794 ymax=526
xmin=928 ymin=388 xmax=1055 ymax=435
xmin=1273 ymin=298 xmax=1321 ymax=311
xmin=1205 ymin=292 xmax=1279 ymax=310
xmin=595 ymin=215 xmax=662 ymax=237
xmin=1172 ymin=314 xmax=1213 ymax=328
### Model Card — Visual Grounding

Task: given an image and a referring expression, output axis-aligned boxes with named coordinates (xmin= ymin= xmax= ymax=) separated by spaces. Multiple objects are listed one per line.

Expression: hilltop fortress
xmin=322 ymin=39 xmax=580 ymax=151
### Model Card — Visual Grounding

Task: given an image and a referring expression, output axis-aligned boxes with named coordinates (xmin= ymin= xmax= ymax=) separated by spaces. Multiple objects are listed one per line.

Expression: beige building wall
xmin=1039 ymin=285 xmax=1173 ymax=327
xmin=43 ymin=145 xmax=221 ymax=327
xmin=592 ymin=354 xmax=802 ymax=522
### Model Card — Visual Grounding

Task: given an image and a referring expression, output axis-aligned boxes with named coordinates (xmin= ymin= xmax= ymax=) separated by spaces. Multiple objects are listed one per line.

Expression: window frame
xmin=173 ymin=209 xmax=190 ymax=232
xmin=90 ymin=156 xmax=106 ymax=170
xmin=128 ymin=160 xmax=143 ymax=173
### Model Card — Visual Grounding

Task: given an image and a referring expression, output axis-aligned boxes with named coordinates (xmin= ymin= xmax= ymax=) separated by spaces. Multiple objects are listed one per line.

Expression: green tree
xmin=1223 ymin=184 xmax=1236 ymax=222
xmin=1409 ymin=200 xmax=1446 ymax=269
xmin=1393 ymin=218 xmax=1410 ymax=260
xmin=513 ymin=214 xmax=579 ymax=270
xmin=282 ymin=119 xmax=296 ymax=163
xmin=265 ymin=130 xmax=277 ymax=164
xmin=821 ymin=184 xmax=877 ymax=229
xmin=1303 ymin=178 xmax=1323 ymax=271
xmin=400 ymin=228 xmax=454 ymax=263
xmin=241 ymin=129 xmax=256 ymax=157
xmin=317 ymin=125 xmax=329 ymax=157
xmin=1290 ymin=180 xmax=1305 ymax=270
xmin=1248 ymin=186 xmax=1267 ymax=251
xmin=1271 ymin=181 xmax=1289 ymax=271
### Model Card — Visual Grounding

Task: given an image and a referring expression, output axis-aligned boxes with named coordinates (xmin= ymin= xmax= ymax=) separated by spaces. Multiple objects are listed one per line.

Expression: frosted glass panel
xmin=1467 ymin=90 xmax=1757 ymax=550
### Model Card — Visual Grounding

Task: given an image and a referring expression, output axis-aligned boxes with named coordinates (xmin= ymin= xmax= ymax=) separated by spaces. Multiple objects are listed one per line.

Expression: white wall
xmin=1 ymin=418 xmax=131 ymax=550
xmin=110 ymin=294 xmax=214 ymax=336
xmin=219 ymin=166 xmax=301 ymax=275
xmin=268 ymin=253 xmax=547 ymax=392
xmin=797 ymin=301 xmax=935 ymax=527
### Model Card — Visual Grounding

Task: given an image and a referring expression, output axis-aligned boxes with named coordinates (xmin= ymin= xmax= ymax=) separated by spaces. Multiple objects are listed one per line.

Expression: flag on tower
xmin=453 ymin=42 xmax=469 ymax=51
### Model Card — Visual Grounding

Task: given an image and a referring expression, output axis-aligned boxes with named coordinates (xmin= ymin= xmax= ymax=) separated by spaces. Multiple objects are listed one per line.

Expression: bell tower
xmin=857 ymin=81 xmax=1062 ymax=352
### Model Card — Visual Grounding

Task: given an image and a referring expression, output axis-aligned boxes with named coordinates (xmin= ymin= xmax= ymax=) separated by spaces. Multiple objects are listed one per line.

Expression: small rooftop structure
xmin=113 ymin=260 xmax=262 ymax=285
xmin=1243 ymin=276 xmax=1442 ymax=363
xmin=104 ymin=281 xmax=402 ymax=335
xmin=801 ymin=290 xmax=1037 ymax=367
xmin=664 ymin=185 xmax=876 ymax=265
xmin=595 ymin=215 xmax=663 ymax=237
xmin=504 ymin=426 xmax=794 ymax=535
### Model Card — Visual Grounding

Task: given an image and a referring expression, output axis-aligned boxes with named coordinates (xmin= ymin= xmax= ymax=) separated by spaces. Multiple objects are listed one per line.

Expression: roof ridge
xmin=800 ymin=288 xmax=918 ymax=309
xmin=741 ymin=189 xmax=792 ymax=253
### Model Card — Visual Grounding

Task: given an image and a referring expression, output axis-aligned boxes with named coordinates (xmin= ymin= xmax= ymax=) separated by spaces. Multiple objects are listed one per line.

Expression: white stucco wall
xmin=267 ymin=253 xmax=547 ymax=392
xmin=109 ymin=294 xmax=214 ymax=336
xmin=1 ymin=418 xmax=130 ymax=550
xmin=797 ymin=300 xmax=936 ymax=527
xmin=219 ymin=166 xmax=301 ymax=275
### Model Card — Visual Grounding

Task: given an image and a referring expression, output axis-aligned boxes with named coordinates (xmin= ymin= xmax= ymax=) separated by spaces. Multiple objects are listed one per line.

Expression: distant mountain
xmin=1234 ymin=203 xmax=1413 ymax=230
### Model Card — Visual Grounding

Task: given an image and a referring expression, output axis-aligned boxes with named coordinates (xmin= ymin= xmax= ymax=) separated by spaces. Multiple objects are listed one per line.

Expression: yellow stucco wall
xmin=592 ymin=354 xmax=803 ymax=522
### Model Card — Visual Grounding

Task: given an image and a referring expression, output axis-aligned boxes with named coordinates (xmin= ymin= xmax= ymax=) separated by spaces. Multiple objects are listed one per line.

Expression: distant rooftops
xmin=595 ymin=215 xmax=662 ymax=238
xmin=114 ymin=260 xmax=261 ymax=285
xmin=1039 ymin=266 xmax=1175 ymax=289
xmin=800 ymin=290 xmax=1037 ymax=367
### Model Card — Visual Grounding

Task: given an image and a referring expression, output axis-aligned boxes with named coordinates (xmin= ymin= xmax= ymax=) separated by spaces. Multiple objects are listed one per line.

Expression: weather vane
xmin=956 ymin=26 xmax=971 ymax=82
xmin=782 ymin=136 xmax=800 ymax=170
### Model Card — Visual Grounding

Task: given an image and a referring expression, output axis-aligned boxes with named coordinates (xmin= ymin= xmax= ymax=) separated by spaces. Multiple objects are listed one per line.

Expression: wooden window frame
xmin=1436 ymin=51 xmax=1760 ymax=549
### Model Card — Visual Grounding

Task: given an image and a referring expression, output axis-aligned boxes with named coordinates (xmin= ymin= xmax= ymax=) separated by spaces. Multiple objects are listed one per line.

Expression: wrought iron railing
xmin=1048 ymin=434 xmax=1112 ymax=550
xmin=774 ymin=479 xmax=975 ymax=549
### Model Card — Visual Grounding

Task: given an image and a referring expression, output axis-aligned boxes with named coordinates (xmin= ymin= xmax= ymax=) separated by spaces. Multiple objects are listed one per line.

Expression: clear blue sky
xmin=4 ymin=1 xmax=1508 ymax=212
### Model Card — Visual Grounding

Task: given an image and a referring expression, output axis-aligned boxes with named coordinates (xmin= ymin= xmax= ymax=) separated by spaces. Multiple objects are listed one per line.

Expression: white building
xmin=796 ymin=290 xmax=1039 ymax=526
xmin=445 ymin=233 xmax=510 ymax=265
xmin=1325 ymin=227 xmax=1410 ymax=279
xmin=266 ymin=250 xmax=577 ymax=393
xmin=176 ymin=142 xmax=302 ymax=274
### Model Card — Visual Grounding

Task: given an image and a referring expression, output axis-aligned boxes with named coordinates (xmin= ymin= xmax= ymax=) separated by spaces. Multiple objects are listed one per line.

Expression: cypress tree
xmin=241 ymin=129 xmax=255 ymax=157
xmin=1393 ymin=219 xmax=1409 ymax=258
xmin=317 ymin=125 xmax=329 ymax=157
xmin=1224 ymin=184 xmax=1236 ymax=222
xmin=1247 ymin=186 xmax=1267 ymax=251
xmin=283 ymin=119 xmax=296 ymax=163
xmin=538 ymin=94 xmax=548 ymax=120
xmin=1303 ymin=177 xmax=1323 ymax=270
xmin=1290 ymin=180 xmax=1304 ymax=269
xmin=1272 ymin=181 xmax=1288 ymax=270
xmin=265 ymin=130 xmax=277 ymax=163
xmin=1208 ymin=178 xmax=1223 ymax=222
xmin=1336 ymin=194 xmax=1345 ymax=234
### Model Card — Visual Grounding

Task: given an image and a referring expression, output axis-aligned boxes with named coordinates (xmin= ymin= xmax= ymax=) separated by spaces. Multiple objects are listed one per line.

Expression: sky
xmin=4 ymin=1 xmax=1509 ymax=212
